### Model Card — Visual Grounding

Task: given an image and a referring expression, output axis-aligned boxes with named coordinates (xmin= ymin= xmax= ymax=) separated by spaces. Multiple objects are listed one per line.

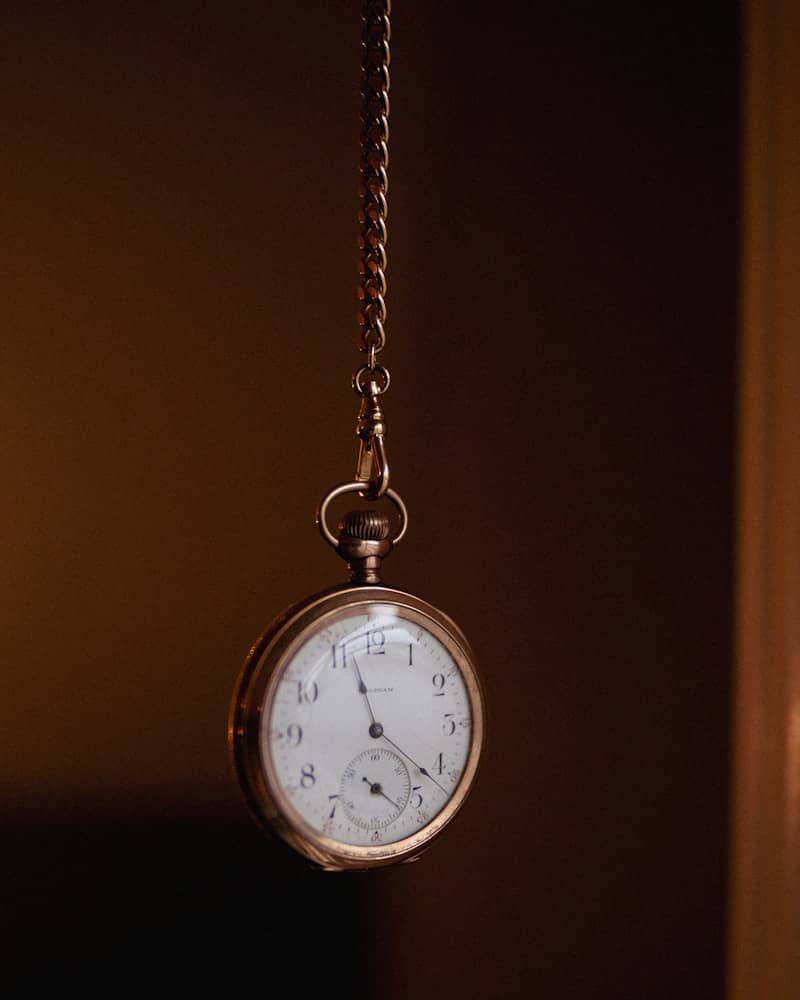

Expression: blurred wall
xmin=0 ymin=2 xmax=738 ymax=995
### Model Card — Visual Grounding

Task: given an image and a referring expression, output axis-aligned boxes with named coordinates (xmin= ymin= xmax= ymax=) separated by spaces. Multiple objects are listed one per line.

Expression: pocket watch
xmin=230 ymin=486 xmax=484 ymax=870
xmin=228 ymin=1 xmax=484 ymax=870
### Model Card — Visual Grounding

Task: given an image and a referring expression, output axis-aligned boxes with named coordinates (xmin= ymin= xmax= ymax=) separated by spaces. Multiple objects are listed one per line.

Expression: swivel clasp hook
xmin=354 ymin=373 xmax=390 ymax=498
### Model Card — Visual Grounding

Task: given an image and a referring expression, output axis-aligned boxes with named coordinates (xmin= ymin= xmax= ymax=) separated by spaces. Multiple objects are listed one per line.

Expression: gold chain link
xmin=357 ymin=0 xmax=390 ymax=376
xmin=352 ymin=0 xmax=391 ymax=497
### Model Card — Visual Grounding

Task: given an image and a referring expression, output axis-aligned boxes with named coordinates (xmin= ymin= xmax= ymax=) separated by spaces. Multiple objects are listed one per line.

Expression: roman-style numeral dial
xmin=230 ymin=587 xmax=484 ymax=870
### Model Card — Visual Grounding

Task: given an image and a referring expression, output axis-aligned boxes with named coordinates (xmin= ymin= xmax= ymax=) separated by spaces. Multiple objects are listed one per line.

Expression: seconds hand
xmin=362 ymin=776 xmax=400 ymax=811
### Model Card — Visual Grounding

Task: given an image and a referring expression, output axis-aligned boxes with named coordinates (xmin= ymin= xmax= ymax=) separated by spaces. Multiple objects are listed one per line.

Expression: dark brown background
xmin=1 ymin=2 xmax=738 ymax=995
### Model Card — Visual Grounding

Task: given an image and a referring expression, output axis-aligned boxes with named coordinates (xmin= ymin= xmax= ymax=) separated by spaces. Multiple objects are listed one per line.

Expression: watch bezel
xmin=228 ymin=584 xmax=484 ymax=871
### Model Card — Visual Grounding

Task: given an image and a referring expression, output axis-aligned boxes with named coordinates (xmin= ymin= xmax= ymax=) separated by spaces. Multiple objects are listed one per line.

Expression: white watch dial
xmin=262 ymin=606 xmax=473 ymax=848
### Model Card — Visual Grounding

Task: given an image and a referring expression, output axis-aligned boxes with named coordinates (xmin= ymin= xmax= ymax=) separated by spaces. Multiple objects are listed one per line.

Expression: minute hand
xmin=380 ymin=733 xmax=448 ymax=795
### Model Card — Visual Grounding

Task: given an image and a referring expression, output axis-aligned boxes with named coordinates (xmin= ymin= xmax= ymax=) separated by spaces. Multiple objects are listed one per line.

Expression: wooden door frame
xmin=729 ymin=2 xmax=800 ymax=997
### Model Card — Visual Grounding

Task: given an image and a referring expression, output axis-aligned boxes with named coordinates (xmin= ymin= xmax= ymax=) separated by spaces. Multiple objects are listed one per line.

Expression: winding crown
xmin=335 ymin=509 xmax=393 ymax=584
xmin=338 ymin=510 xmax=391 ymax=542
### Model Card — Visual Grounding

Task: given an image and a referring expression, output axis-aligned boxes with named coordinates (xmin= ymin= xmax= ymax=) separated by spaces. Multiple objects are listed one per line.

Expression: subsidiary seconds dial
xmin=340 ymin=748 xmax=411 ymax=830
xmin=230 ymin=586 xmax=484 ymax=870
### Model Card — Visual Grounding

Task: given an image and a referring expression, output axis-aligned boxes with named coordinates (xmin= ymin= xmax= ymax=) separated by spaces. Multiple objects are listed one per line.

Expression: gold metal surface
xmin=316 ymin=481 xmax=407 ymax=583
xmin=355 ymin=380 xmax=390 ymax=497
xmin=228 ymin=585 xmax=484 ymax=871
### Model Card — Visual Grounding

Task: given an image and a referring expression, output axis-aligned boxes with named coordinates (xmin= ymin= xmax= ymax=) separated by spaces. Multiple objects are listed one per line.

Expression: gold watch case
xmin=228 ymin=583 xmax=485 ymax=871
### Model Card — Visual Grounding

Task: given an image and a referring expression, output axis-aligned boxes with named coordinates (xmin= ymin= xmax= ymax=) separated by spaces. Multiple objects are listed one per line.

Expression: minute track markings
xmin=262 ymin=606 xmax=474 ymax=849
